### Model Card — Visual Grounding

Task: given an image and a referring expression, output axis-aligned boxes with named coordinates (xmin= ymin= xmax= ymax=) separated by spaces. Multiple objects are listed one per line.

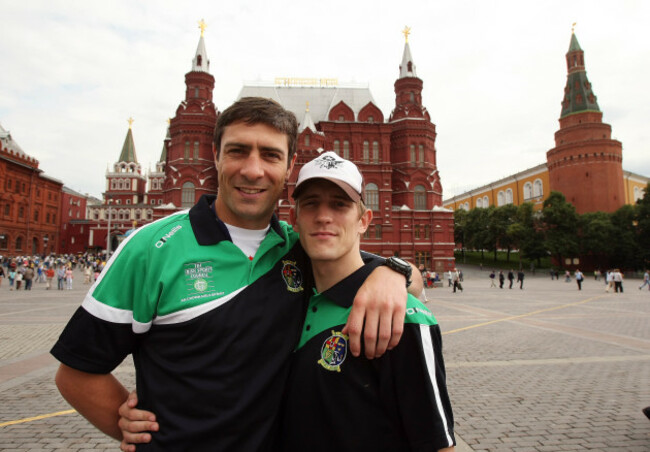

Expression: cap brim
xmin=293 ymin=177 xmax=361 ymax=202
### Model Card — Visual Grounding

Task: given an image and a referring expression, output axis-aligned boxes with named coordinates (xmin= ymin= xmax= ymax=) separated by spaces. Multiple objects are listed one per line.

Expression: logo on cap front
xmin=315 ymin=155 xmax=343 ymax=170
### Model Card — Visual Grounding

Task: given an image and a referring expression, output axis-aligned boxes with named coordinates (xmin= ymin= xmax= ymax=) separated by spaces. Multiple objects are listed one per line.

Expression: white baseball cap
xmin=292 ymin=151 xmax=363 ymax=202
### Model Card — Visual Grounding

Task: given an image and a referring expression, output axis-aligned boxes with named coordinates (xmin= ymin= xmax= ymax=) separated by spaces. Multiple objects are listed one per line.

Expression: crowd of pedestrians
xmin=0 ymin=253 xmax=109 ymax=291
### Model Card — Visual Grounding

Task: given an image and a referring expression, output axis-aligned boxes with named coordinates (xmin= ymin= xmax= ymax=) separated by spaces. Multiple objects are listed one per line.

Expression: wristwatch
xmin=383 ymin=257 xmax=413 ymax=288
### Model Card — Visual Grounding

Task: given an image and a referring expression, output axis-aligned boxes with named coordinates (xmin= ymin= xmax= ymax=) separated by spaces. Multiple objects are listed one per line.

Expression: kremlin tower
xmin=546 ymin=28 xmax=625 ymax=214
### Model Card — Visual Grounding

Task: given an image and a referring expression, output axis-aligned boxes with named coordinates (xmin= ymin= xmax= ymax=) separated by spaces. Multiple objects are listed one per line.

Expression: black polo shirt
xmin=52 ymin=194 xmax=309 ymax=451
xmin=281 ymin=263 xmax=455 ymax=452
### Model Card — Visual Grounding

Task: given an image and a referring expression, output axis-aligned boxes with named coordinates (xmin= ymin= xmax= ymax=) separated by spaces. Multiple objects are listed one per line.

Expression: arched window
xmin=463 ymin=202 xmax=469 ymax=211
xmin=418 ymin=144 xmax=424 ymax=167
xmin=365 ymin=183 xmax=379 ymax=211
xmin=304 ymin=134 xmax=310 ymax=146
xmin=343 ymin=141 xmax=350 ymax=159
xmin=333 ymin=140 xmax=340 ymax=155
xmin=497 ymin=191 xmax=505 ymax=206
xmin=0 ymin=234 xmax=7 ymax=249
xmin=410 ymin=145 xmax=416 ymax=164
xmin=15 ymin=236 xmax=23 ymax=251
xmin=506 ymin=189 xmax=513 ymax=204
xmin=372 ymin=141 xmax=379 ymax=163
xmin=483 ymin=196 xmax=489 ymax=207
xmin=363 ymin=141 xmax=369 ymax=162
xmin=533 ymin=179 xmax=543 ymax=198
xmin=182 ymin=182 xmax=195 ymax=208
xmin=476 ymin=198 xmax=483 ymax=208
xmin=414 ymin=185 xmax=426 ymax=210
xmin=523 ymin=182 xmax=533 ymax=200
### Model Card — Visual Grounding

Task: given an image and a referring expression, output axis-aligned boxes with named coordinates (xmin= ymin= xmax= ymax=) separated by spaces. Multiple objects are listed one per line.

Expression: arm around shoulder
xmin=55 ymin=363 xmax=130 ymax=441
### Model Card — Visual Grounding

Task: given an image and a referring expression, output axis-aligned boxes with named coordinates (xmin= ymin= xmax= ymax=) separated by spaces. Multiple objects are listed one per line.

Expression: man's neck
xmin=311 ymin=253 xmax=364 ymax=293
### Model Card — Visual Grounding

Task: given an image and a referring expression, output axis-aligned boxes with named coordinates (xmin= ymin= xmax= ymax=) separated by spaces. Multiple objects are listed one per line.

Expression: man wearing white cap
xmin=282 ymin=152 xmax=456 ymax=451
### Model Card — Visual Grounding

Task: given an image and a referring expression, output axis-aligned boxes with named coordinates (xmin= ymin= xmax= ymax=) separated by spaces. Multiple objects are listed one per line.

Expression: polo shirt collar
xmin=321 ymin=260 xmax=382 ymax=308
xmin=188 ymin=194 xmax=286 ymax=246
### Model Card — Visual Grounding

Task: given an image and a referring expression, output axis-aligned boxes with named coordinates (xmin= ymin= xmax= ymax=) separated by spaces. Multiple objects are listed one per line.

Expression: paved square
xmin=0 ymin=266 xmax=648 ymax=451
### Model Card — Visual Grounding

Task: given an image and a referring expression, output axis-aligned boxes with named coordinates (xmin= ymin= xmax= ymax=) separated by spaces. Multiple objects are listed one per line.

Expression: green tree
xmin=635 ymin=182 xmax=650 ymax=268
xmin=490 ymin=204 xmax=518 ymax=262
xmin=610 ymin=204 xmax=639 ymax=269
xmin=509 ymin=202 xmax=546 ymax=266
xmin=542 ymin=191 xmax=578 ymax=266
xmin=453 ymin=209 xmax=468 ymax=262
xmin=578 ymin=211 xmax=614 ymax=269
xmin=465 ymin=207 xmax=490 ymax=259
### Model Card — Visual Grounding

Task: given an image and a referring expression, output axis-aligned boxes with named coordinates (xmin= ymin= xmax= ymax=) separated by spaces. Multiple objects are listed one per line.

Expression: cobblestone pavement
xmin=0 ymin=267 xmax=648 ymax=451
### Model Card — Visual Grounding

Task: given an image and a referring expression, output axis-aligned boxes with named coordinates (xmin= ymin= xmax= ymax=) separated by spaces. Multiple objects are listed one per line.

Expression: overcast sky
xmin=2 ymin=0 xmax=648 ymax=199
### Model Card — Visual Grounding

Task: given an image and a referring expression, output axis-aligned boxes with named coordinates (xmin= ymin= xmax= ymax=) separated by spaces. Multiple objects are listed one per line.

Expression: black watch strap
xmin=383 ymin=257 xmax=412 ymax=288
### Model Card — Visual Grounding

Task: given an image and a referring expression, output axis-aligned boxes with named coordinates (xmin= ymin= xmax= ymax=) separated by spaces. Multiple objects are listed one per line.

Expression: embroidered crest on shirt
xmin=281 ymin=260 xmax=304 ymax=293
xmin=318 ymin=331 xmax=348 ymax=372
xmin=181 ymin=261 xmax=222 ymax=302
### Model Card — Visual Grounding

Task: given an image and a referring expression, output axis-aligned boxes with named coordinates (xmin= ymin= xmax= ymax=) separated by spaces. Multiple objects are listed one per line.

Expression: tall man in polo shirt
xmin=52 ymin=97 xmax=416 ymax=451
xmin=282 ymin=152 xmax=455 ymax=451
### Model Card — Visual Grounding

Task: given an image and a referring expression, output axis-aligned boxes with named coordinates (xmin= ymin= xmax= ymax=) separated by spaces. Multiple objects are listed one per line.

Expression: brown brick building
xmin=0 ymin=123 xmax=62 ymax=256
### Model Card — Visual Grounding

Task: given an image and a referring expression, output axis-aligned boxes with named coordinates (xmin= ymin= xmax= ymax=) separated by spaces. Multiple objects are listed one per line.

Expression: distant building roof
xmin=0 ymin=123 xmax=27 ymax=156
xmin=238 ymin=83 xmax=376 ymax=129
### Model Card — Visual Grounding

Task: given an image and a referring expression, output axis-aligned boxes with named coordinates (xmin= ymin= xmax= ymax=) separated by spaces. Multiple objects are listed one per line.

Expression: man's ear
xmin=212 ymin=142 xmax=219 ymax=164
xmin=286 ymin=152 xmax=297 ymax=179
xmin=358 ymin=208 xmax=373 ymax=234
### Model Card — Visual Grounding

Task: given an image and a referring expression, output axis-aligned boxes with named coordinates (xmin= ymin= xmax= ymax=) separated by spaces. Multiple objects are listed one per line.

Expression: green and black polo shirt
xmin=281 ymin=263 xmax=456 ymax=452
xmin=51 ymin=194 xmax=310 ymax=451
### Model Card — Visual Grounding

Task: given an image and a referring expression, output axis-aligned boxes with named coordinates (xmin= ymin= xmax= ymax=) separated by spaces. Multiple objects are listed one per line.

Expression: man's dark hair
xmin=213 ymin=97 xmax=298 ymax=164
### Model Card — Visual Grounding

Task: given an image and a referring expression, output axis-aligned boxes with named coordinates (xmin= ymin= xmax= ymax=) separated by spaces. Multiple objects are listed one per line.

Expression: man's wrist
xmin=382 ymin=257 xmax=412 ymax=288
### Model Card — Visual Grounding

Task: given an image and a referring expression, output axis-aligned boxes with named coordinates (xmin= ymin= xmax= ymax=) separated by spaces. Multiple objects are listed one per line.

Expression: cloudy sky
xmin=2 ymin=0 xmax=648 ymax=199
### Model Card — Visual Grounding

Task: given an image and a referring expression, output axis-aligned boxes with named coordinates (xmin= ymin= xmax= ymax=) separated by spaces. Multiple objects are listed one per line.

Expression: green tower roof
xmin=560 ymin=32 xmax=600 ymax=118
xmin=568 ymin=32 xmax=582 ymax=52
xmin=119 ymin=127 xmax=138 ymax=163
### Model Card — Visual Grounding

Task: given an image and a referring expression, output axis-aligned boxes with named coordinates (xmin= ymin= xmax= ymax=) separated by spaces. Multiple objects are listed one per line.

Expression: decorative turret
xmin=546 ymin=26 xmax=624 ymax=214
xmin=192 ymin=19 xmax=210 ymax=73
xmin=390 ymin=27 xmax=429 ymax=122
xmin=105 ymin=118 xmax=147 ymax=206
xmin=299 ymin=102 xmax=317 ymax=133
xmin=560 ymin=26 xmax=599 ymax=118
xmin=163 ymin=20 xmax=218 ymax=208
xmin=118 ymin=117 xmax=138 ymax=164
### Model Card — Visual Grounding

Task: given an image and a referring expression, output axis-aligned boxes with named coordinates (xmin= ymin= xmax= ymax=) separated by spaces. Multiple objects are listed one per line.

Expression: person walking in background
xmin=517 ymin=269 xmax=525 ymax=289
xmin=0 ymin=265 xmax=4 ymax=288
xmin=15 ymin=268 xmax=23 ymax=290
xmin=613 ymin=269 xmax=624 ymax=293
xmin=639 ymin=270 xmax=650 ymax=291
xmin=447 ymin=270 xmax=453 ymax=287
xmin=65 ymin=266 xmax=74 ymax=290
xmin=605 ymin=270 xmax=613 ymax=292
xmin=452 ymin=268 xmax=463 ymax=293
xmin=46 ymin=266 xmax=55 ymax=290
xmin=499 ymin=271 xmax=505 ymax=289
xmin=489 ymin=270 xmax=496 ymax=288
xmin=575 ymin=269 xmax=584 ymax=290
xmin=507 ymin=270 xmax=514 ymax=289
xmin=56 ymin=266 xmax=65 ymax=290
xmin=23 ymin=265 xmax=34 ymax=290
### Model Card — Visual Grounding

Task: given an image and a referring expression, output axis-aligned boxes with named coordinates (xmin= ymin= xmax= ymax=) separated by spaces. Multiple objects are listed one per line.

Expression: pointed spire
xmin=299 ymin=101 xmax=317 ymax=132
xmin=560 ymin=29 xmax=599 ymax=118
xmin=399 ymin=26 xmax=417 ymax=78
xmin=119 ymin=119 xmax=138 ymax=163
xmin=192 ymin=19 xmax=210 ymax=72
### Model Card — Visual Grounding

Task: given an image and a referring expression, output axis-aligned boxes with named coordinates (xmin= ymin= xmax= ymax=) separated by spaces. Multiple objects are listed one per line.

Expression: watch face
xmin=392 ymin=257 xmax=408 ymax=267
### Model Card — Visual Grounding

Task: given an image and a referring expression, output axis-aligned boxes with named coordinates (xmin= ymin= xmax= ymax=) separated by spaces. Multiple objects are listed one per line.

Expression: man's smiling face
xmin=214 ymin=121 xmax=295 ymax=229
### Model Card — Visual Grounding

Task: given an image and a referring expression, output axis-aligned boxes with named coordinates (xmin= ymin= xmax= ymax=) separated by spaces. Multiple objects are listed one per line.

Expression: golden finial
xmin=127 ymin=117 xmax=134 ymax=129
xmin=305 ymin=101 xmax=310 ymax=112
xmin=572 ymin=22 xmax=577 ymax=33
xmin=198 ymin=18 xmax=207 ymax=37
xmin=402 ymin=26 xmax=411 ymax=43
xmin=167 ymin=118 xmax=171 ymax=125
